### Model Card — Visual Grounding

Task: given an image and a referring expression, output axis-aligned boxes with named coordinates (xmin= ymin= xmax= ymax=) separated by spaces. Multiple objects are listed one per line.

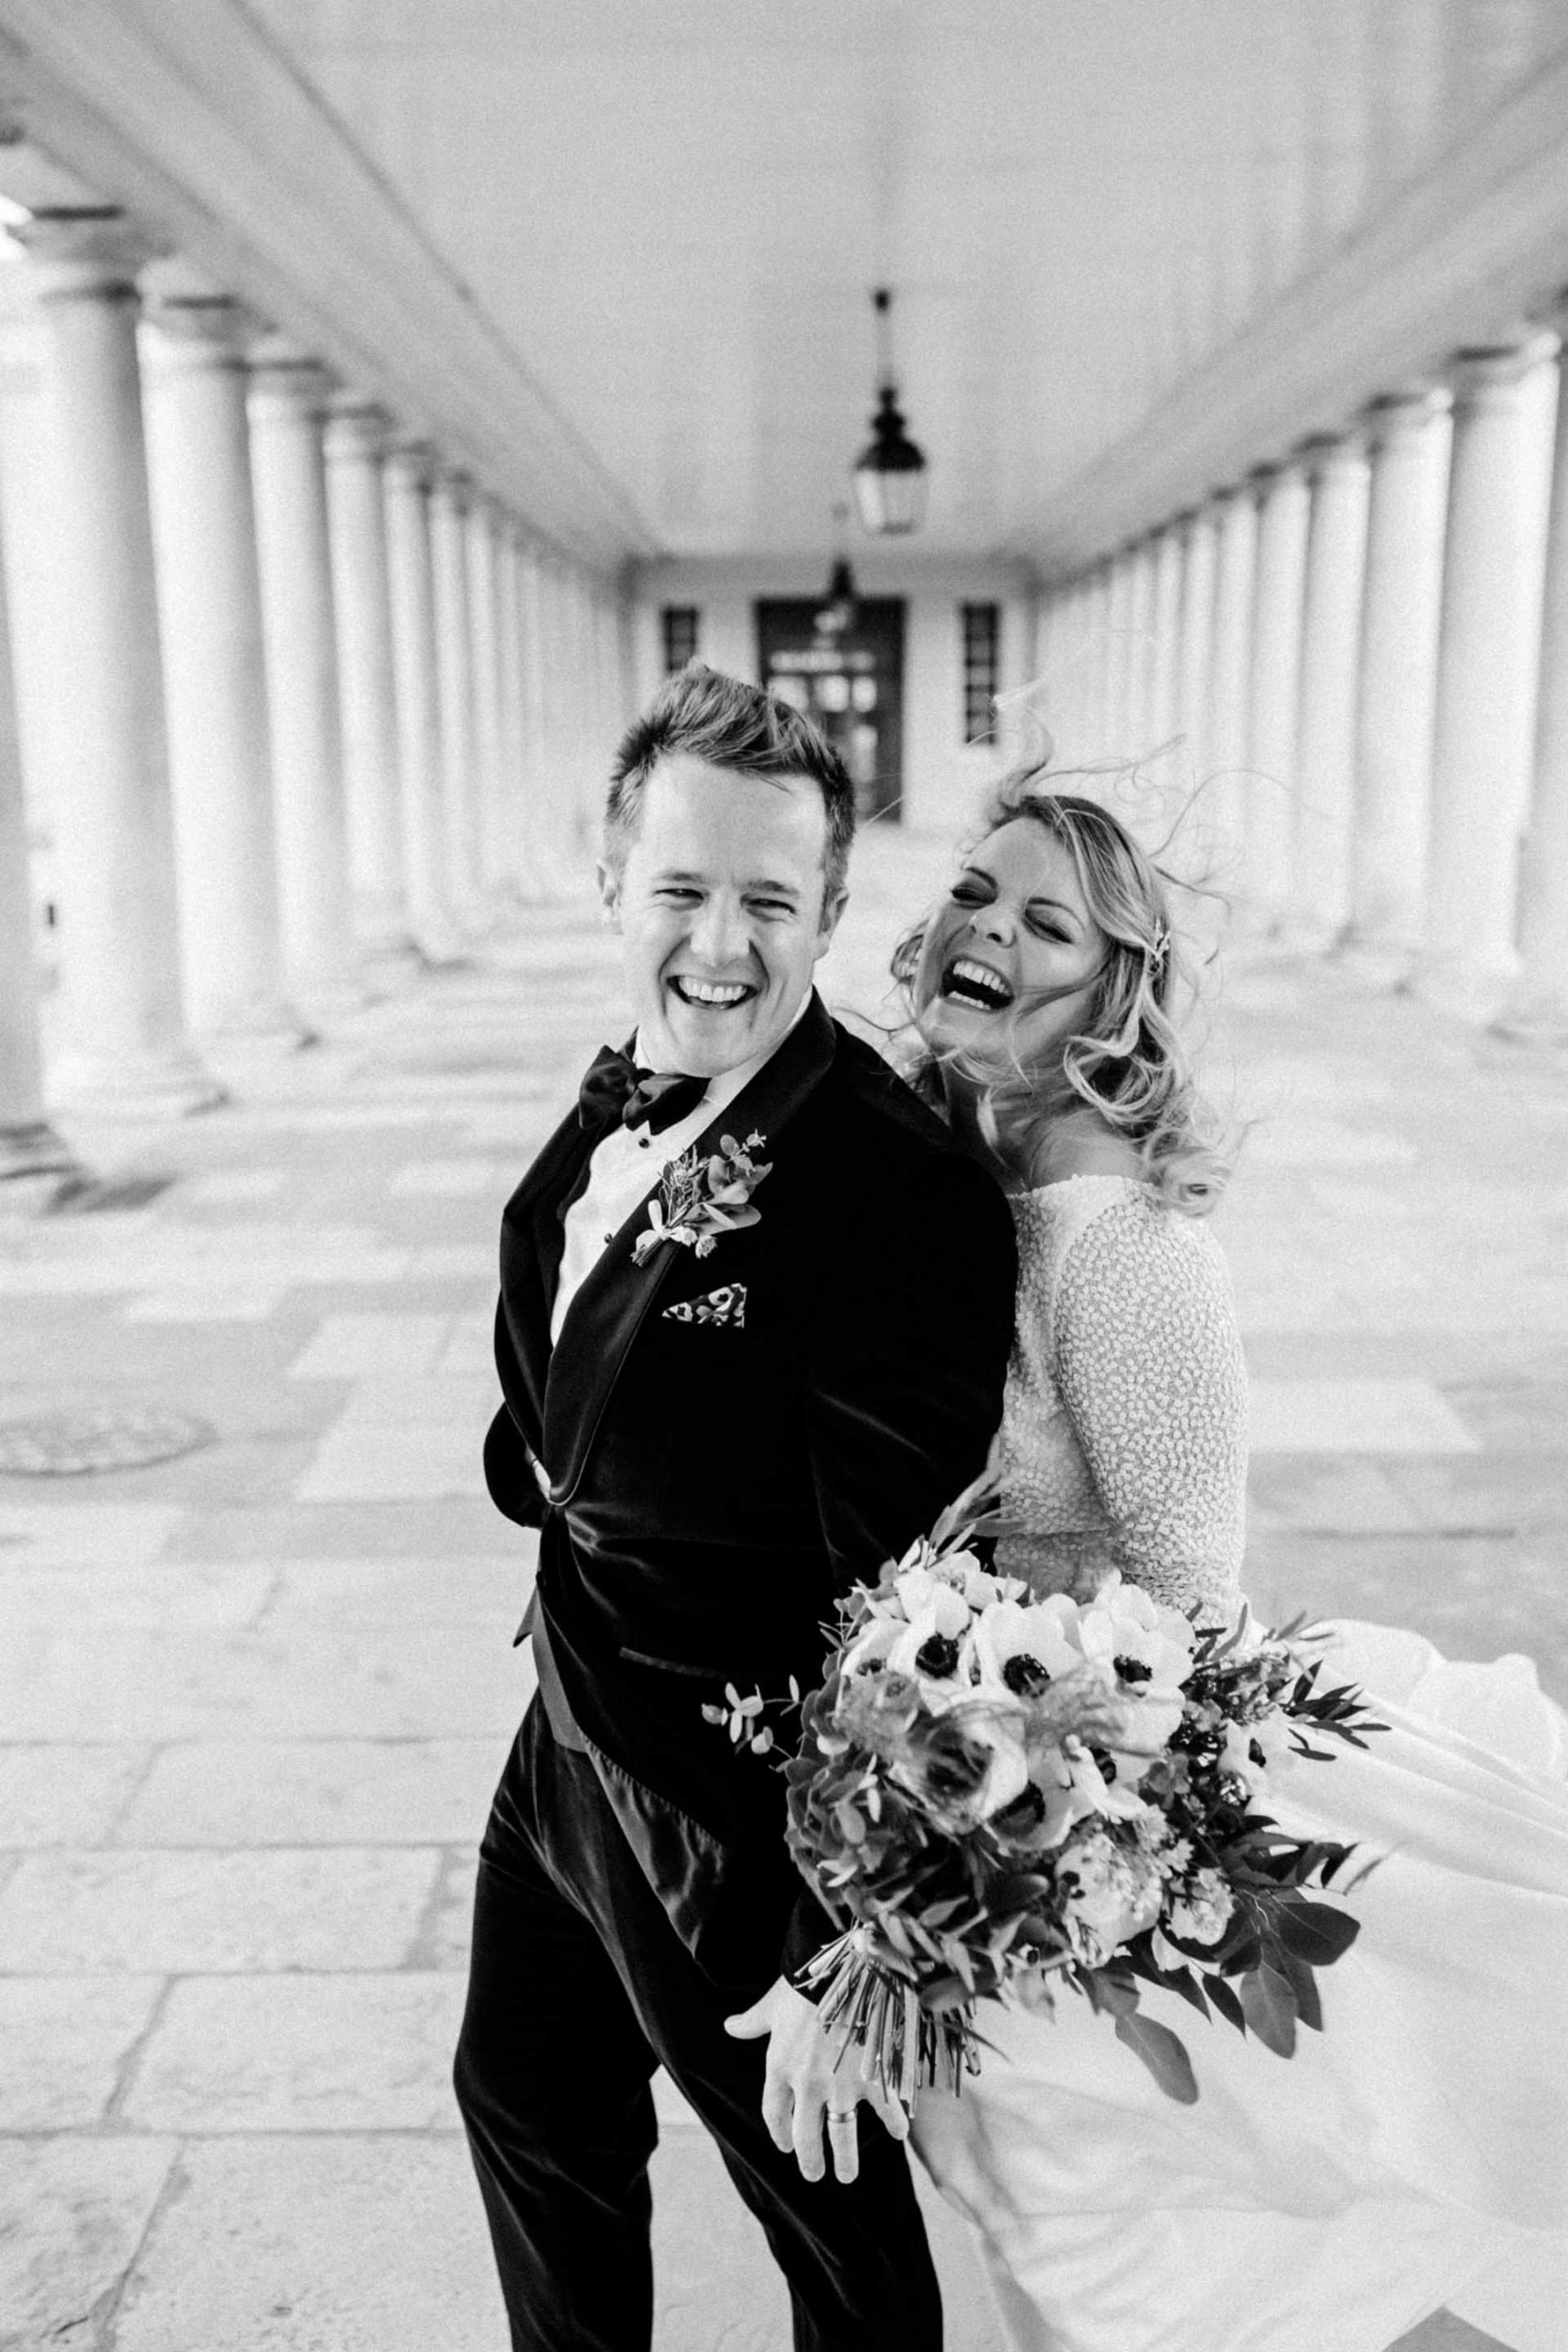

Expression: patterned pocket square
xmin=663 ymin=1283 xmax=747 ymax=1329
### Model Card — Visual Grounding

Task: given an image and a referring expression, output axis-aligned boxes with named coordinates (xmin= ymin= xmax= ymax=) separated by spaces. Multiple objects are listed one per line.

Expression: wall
xmin=628 ymin=554 xmax=1040 ymax=845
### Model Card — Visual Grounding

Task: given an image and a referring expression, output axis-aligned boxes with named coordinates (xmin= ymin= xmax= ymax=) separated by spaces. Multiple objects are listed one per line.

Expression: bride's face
xmin=913 ymin=819 xmax=1107 ymax=1068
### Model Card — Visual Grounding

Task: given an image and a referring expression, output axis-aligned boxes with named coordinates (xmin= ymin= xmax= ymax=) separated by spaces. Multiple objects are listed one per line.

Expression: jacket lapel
xmin=542 ymin=993 xmax=837 ymax=1506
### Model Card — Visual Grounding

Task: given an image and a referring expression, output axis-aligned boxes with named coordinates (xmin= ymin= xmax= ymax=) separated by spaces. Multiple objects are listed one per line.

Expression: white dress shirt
xmin=550 ymin=997 xmax=810 ymax=1343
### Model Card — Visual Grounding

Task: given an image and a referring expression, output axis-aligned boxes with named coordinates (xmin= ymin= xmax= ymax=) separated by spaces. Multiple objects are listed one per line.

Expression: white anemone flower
xmin=972 ymin=1597 xmax=1087 ymax=1698
xmin=1077 ymin=1574 xmax=1197 ymax=1696
xmin=840 ymin=1617 xmax=902 ymax=1678
xmin=886 ymin=1585 xmax=975 ymax=1702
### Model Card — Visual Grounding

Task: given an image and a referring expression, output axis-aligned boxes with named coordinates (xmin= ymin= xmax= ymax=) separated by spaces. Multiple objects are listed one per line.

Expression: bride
xmin=891 ymin=761 xmax=1568 ymax=2352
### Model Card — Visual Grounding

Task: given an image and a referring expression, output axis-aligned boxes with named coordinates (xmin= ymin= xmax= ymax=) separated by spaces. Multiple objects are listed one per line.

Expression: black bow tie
xmin=578 ymin=1046 xmax=709 ymax=1136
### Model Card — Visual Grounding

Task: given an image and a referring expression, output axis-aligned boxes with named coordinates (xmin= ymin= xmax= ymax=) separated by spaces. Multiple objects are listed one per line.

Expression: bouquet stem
xmin=800 ymin=1929 xmax=981 ymax=2101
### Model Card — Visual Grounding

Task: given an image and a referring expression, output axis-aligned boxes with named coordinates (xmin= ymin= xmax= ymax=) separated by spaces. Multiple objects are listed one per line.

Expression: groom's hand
xmin=724 ymin=1976 xmax=909 ymax=2185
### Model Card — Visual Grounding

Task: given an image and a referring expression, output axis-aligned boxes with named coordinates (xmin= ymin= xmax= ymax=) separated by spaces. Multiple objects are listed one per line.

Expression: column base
xmin=198 ymin=997 xmax=321 ymax=1056
xmin=47 ymin=1045 xmax=229 ymax=1121
xmin=1412 ymin=956 xmax=1517 ymax=1025
xmin=1489 ymin=988 xmax=1568 ymax=1046
xmin=1336 ymin=937 xmax=1420 ymax=992
xmin=0 ymin=1120 xmax=83 ymax=1182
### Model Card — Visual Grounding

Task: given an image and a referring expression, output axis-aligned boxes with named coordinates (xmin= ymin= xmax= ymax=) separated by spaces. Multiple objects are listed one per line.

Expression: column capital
xmin=383 ymin=437 xmax=437 ymax=492
xmin=1247 ymin=454 xmax=1307 ymax=492
xmin=1361 ymin=385 xmax=1450 ymax=447
xmin=13 ymin=206 xmax=155 ymax=301
xmin=323 ymin=396 xmax=392 ymax=461
xmin=140 ymin=265 xmax=262 ymax=371
xmin=1294 ymin=427 xmax=1368 ymax=477
xmin=247 ymin=337 xmax=334 ymax=415
xmin=430 ymin=463 xmax=472 ymax=509
xmin=1449 ymin=333 xmax=1559 ymax=406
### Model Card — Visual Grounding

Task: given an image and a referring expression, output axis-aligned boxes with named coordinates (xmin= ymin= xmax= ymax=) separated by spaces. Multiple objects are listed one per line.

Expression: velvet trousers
xmin=453 ymin=1700 xmax=943 ymax=2352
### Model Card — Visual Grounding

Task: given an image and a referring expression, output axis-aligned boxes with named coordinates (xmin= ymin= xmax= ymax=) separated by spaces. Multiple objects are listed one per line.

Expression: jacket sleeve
xmin=483 ymin=1401 xmax=547 ymax=1529
xmin=782 ymin=1148 xmax=1017 ymax=1983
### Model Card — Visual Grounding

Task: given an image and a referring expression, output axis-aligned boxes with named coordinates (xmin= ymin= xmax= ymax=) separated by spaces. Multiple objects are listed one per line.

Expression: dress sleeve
xmin=1053 ymin=1193 xmax=1248 ymax=1623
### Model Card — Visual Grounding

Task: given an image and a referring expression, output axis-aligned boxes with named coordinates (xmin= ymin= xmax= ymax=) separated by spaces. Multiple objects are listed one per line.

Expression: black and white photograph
xmin=0 ymin=5 xmax=1565 ymax=2349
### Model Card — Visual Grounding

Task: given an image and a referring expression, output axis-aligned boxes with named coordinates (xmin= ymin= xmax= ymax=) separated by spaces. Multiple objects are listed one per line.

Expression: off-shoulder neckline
xmin=1013 ymin=1170 xmax=1149 ymax=1203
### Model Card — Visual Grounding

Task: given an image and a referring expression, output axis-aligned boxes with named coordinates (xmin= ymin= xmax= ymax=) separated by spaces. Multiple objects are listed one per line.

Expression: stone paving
xmin=2 ymin=827 xmax=1563 ymax=2351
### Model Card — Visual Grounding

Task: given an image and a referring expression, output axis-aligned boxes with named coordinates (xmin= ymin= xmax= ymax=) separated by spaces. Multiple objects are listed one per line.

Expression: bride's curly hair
xmin=893 ymin=763 xmax=1233 ymax=1216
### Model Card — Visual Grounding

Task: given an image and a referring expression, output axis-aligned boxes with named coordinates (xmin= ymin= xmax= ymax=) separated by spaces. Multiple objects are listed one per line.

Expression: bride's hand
xmin=725 ymin=1975 xmax=910 ymax=2183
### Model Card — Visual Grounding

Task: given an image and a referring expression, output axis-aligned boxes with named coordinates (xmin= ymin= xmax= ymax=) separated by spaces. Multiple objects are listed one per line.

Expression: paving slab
xmin=0 ymin=1847 xmax=442 ymax=1973
xmin=0 ymin=1977 xmax=164 ymax=2127
xmin=116 ymin=1739 xmax=504 ymax=1847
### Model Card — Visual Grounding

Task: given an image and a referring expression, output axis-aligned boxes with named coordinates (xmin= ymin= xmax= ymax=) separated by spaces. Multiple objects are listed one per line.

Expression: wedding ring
xmin=827 ymin=2109 xmax=856 ymax=2126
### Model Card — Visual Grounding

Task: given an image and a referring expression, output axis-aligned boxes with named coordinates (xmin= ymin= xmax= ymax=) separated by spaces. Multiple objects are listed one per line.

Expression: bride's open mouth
xmin=940 ymin=957 xmax=1015 ymax=1012
xmin=668 ymin=975 xmax=759 ymax=1011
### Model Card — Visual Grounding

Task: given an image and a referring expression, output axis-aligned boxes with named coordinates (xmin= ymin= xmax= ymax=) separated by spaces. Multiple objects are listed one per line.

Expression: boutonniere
xmin=633 ymin=1131 xmax=772 ymax=1267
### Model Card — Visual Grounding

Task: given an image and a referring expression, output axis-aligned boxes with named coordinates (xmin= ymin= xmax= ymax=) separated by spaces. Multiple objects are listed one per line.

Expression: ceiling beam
xmin=1021 ymin=46 xmax=1568 ymax=577
xmin=0 ymin=0 xmax=657 ymax=572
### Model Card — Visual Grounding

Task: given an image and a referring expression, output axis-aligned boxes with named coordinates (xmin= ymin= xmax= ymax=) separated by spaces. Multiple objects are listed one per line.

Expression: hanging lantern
xmin=851 ymin=288 xmax=928 ymax=537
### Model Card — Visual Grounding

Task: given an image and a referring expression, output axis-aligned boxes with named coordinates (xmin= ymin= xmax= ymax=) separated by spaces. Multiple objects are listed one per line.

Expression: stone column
xmin=493 ymin=515 xmax=529 ymax=899
xmin=1122 ymin=538 xmax=1156 ymax=752
xmin=1242 ymin=458 xmax=1311 ymax=930
xmin=1145 ymin=526 xmax=1184 ymax=748
xmin=15 ymin=210 xmax=220 ymax=1114
xmin=1348 ymin=389 xmax=1450 ymax=978
xmin=1205 ymin=484 xmax=1259 ymax=865
xmin=1175 ymin=503 xmax=1219 ymax=777
xmin=0 ymin=527 xmax=76 ymax=1179
xmin=465 ymin=491 xmax=504 ymax=897
xmin=141 ymin=274 xmax=306 ymax=1046
xmin=247 ymin=339 xmax=355 ymax=1001
xmin=1421 ymin=337 xmax=1557 ymax=1016
xmin=1103 ymin=549 xmax=1135 ymax=747
xmin=323 ymin=396 xmax=412 ymax=961
xmin=1501 ymin=307 xmax=1568 ymax=1037
xmin=1290 ymin=431 xmax=1371 ymax=948
xmin=516 ymin=536 xmax=567 ymax=895
xmin=384 ymin=440 xmax=459 ymax=960
xmin=428 ymin=466 xmax=482 ymax=930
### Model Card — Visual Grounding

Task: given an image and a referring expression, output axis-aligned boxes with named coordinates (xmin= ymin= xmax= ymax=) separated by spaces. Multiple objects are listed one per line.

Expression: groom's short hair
xmin=605 ymin=663 xmax=856 ymax=902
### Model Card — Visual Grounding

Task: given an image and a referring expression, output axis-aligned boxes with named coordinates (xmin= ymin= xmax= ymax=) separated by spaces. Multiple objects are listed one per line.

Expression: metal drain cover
xmin=0 ymin=1408 xmax=216 ymax=1476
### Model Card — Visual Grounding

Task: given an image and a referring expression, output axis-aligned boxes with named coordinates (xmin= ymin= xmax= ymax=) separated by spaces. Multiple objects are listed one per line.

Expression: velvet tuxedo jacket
xmin=484 ymin=992 xmax=1017 ymax=1984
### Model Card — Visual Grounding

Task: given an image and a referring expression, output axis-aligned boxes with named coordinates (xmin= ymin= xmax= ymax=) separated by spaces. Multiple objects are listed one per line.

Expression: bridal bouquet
xmin=731 ymin=1474 xmax=1383 ymax=2106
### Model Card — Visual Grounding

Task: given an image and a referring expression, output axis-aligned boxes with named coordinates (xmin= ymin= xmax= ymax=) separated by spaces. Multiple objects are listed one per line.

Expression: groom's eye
xmin=950 ymin=881 xmax=990 ymax=907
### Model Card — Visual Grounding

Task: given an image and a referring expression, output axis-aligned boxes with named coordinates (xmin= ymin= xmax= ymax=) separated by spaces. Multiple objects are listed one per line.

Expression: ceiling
xmin=243 ymin=0 xmax=1568 ymax=566
xmin=31 ymin=0 xmax=1568 ymax=571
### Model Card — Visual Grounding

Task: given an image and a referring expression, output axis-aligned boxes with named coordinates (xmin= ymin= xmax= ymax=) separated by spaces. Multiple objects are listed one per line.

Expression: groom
xmin=457 ymin=664 xmax=1016 ymax=2350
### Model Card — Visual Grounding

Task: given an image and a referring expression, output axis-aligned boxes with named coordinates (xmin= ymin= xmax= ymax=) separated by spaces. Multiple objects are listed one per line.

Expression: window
xmin=961 ymin=603 xmax=1000 ymax=745
xmin=661 ymin=605 xmax=700 ymax=674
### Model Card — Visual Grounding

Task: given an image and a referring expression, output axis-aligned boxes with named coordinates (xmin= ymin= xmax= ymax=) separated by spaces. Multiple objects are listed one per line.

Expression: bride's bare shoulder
xmin=1023 ymin=1113 xmax=1145 ymax=1192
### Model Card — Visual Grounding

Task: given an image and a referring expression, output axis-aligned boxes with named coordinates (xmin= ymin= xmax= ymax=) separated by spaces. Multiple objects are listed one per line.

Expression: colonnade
xmin=1038 ymin=316 xmax=1568 ymax=1033
xmin=0 ymin=206 xmax=630 ymax=1169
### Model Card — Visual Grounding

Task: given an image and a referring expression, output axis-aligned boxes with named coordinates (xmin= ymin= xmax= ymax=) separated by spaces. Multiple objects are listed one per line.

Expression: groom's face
xmin=599 ymin=752 xmax=847 ymax=1080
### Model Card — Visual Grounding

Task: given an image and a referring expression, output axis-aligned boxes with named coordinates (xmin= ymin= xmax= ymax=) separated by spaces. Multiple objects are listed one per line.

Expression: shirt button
xmin=639 ymin=1136 xmax=649 ymax=1148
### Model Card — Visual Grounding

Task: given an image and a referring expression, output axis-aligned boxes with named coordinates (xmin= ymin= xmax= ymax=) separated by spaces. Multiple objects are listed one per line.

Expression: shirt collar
xmin=632 ymin=991 xmax=813 ymax=1127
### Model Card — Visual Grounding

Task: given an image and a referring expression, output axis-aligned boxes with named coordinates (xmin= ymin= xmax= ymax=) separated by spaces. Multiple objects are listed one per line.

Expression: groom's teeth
xmin=674 ymin=978 xmax=750 ymax=1007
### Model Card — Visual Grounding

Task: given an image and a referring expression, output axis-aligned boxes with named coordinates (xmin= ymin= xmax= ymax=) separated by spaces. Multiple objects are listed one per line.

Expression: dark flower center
xmin=914 ymin=1633 xmax=962 ymax=1679
xmin=1001 ymin=1652 xmax=1052 ymax=1696
xmin=1114 ymin=1655 xmax=1151 ymax=1684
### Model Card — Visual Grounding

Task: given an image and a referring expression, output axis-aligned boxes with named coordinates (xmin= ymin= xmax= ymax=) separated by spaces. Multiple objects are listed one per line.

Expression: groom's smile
xmin=600 ymin=751 xmax=847 ymax=1081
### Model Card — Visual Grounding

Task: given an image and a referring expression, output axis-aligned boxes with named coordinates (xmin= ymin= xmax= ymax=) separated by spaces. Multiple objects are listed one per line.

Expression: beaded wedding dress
xmin=912 ymin=1176 xmax=1568 ymax=2352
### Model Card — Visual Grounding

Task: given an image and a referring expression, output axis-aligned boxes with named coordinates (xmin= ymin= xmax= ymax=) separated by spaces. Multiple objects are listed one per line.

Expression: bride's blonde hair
xmin=894 ymin=763 xmax=1232 ymax=1216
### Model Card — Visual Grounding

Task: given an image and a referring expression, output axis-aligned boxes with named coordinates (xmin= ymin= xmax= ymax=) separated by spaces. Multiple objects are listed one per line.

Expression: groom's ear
xmin=814 ymin=884 xmax=850 ymax=957
xmin=596 ymin=858 xmax=623 ymax=930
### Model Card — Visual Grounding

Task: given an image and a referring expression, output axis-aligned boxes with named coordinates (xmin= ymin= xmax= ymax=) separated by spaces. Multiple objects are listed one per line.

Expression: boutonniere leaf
xmin=633 ymin=1131 xmax=772 ymax=1268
